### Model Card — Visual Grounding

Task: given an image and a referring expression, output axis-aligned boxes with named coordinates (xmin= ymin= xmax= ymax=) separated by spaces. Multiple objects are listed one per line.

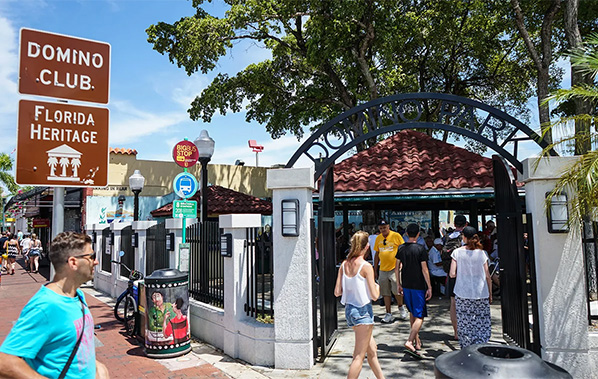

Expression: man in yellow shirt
xmin=373 ymin=220 xmax=408 ymax=323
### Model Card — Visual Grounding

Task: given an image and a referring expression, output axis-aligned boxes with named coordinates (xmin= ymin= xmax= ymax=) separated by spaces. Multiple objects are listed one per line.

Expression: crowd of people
xmin=334 ymin=215 xmax=499 ymax=379
xmin=0 ymin=230 xmax=44 ymax=276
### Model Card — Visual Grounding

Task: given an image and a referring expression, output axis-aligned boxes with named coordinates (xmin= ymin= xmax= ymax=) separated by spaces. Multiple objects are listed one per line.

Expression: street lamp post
xmin=194 ymin=130 xmax=215 ymax=223
xmin=128 ymin=170 xmax=145 ymax=221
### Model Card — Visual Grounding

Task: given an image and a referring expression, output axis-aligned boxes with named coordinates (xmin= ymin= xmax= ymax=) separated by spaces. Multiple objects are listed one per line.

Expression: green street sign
xmin=173 ymin=200 xmax=197 ymax=218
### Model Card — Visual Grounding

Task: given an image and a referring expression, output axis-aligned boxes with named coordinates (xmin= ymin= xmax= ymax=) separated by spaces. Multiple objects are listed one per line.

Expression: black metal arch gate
xmin=285 ymin=93 xmax=552 ymax=361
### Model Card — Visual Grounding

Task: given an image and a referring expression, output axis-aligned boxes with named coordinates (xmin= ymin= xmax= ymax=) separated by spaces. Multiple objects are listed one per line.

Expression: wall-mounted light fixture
xmin=546 ymin=192 xmax=569 ymax=233
xmin=281 ymin=199 xmax=300 ymax=237
xmin=132 ymin=232 xmax=138 ymax=248
xmin=166 ymin=233 xmax=175 ymax=251
xmin=220 ymin=233 xmax=232 ymax=257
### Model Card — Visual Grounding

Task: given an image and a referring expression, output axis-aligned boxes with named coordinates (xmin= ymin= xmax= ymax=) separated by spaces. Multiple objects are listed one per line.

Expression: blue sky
xmin=0 ymin=0 xmax=572 ymax=174
xmin=0 ymin=0 xmax=311 ymax=168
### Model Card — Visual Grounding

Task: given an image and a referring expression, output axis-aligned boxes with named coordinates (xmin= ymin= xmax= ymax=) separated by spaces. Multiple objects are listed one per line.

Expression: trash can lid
xmin=434 ymin=344 xmax=572 ymax=379
xmin=145 ymin=268 xmax=187 ymax=282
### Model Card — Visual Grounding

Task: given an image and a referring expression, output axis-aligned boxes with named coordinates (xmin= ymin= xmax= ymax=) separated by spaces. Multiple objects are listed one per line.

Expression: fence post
xmin=219 ymin=213 xmax=262 ymax=360
xmin=521 ymin=157 xmax=591 ymax=377
xmin=267 ymin=167 xmax=314 ymax=369
xmin=87 ymin=223 xmax=101 ymax=289
xmin=132 ymin=220 xmax=157 ymax=277
xmin=110 ymin=222 xmax=132 ymax=297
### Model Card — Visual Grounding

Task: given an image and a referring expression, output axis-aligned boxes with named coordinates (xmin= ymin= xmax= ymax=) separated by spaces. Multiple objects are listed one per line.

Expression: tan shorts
xmin=379 ymin=269 xmax=398 ymax=297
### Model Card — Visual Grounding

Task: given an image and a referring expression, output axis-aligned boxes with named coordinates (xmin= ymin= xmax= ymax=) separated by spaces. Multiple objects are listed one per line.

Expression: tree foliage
xmin=0 ymin=153 xmax=18 ymax=196
xmin=543 ymin=32 xmax=598 ymax=223
xmin=147 ymin=0 xmax=540 ymax=146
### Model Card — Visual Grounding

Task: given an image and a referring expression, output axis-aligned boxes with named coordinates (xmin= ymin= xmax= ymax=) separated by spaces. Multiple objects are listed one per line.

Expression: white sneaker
xmin=399 ymin=306 xmax=409 ymax=320
xmin=381 ymin=313 xmax=393 ymax=323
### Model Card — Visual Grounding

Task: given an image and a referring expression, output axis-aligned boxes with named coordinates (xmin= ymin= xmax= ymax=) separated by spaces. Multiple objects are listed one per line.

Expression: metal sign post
xmin=17 ymin=28 xmax=111 ymax=280
xmin=172 ymin=139 xmax=200 ymax=271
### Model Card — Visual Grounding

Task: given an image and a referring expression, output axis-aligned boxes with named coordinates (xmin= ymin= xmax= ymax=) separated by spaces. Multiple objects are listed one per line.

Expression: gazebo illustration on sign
xmin=47 ymin=144 xmax=82 ymax=182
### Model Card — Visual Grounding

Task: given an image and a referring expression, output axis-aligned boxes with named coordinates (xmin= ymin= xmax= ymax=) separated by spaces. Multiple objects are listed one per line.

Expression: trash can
xmin=434 ymin=344 xmax=572 ymax=378
xmin=144 ymin=268 xmax=191 ymax=358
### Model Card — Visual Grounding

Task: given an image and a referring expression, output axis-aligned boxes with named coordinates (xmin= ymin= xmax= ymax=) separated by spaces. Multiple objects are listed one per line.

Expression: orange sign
xmin=19 ymin=28 xmax=111 ymax=104
xmin=16 ymin=99 xmax=109 ymax=187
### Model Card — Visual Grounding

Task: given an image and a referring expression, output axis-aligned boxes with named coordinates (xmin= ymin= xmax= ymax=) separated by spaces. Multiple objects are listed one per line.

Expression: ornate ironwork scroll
xmin=285 ymin=93 xmax=557 ymax=179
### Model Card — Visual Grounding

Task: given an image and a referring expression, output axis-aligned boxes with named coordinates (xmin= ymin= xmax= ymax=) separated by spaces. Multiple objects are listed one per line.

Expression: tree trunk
xmin=537 ymin=69 xmax=552 ymax=145
xmin=564 ymin=0 xmax=593 ymax=155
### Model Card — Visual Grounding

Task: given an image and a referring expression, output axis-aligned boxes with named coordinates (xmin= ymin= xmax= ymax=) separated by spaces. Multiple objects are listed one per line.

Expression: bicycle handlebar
xmin=111 ymin=260 xmax=143 ymax=280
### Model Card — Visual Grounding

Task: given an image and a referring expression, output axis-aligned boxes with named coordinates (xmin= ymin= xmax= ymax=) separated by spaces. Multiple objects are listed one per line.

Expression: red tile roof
xmin=110 ymin=147 xmax=138 ymax=155
xmin=150 ymin=185 xmax=272 ymax=217
xmin=334 ymin=130 xmax=495 ymax=193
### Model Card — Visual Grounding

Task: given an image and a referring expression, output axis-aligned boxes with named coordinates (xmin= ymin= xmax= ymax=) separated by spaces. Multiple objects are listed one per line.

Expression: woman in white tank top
xmin=334 ymin=231 xmax=384 ymax=379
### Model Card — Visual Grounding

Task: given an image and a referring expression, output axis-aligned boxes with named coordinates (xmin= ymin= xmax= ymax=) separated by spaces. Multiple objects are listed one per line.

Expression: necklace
xmin=53 ymin=282 xmax=73 ymax=297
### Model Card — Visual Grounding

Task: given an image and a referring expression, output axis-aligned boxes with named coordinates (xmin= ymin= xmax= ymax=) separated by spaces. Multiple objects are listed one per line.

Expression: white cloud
xmin=0 ymin=15 xmax=18 ymax=142
xmin=170 ymin=73 xmax=210 ymax=109
xmin=109 ymin=100 xmax=188 ymax=144
xmin=212 ymin=134 xmax=314 ymax=168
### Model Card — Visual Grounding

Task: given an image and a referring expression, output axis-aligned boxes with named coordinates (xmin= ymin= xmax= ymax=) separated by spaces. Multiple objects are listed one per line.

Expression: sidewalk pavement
xmin=0 ymin=258 xmax=267 ymax=379
xmin=1 ymin=258 xmax=506 ymax=378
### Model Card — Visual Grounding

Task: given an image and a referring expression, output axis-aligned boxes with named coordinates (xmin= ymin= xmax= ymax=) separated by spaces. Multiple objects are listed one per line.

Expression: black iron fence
xmin=146 ymin=223 xmax=168 ymax=274
xmin=244 ymin=227 xmax=274 ymax=320
xmin=120 ymin=226 xmax=135 ymax=277
xmin=101 ymin=227 xmax=111 ymax=273
xmin=187 ymin=221 xmax=224 ymax=308
xmin=583 ymin=221 xmax=598 ymax=323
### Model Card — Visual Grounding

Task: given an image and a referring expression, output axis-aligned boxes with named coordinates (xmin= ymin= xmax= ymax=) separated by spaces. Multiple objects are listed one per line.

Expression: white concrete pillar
xmin=110 ymin=222 xmax=132 ymax=297
xmin=267 ymin=167 xmax=314 ymax=369
xmin=219 ymin=214 xmax=262 ymax=359
xmin=132 ymin=220 xmax=157 ymax=277
xmin=165 ymin=218 xmax=198 ymax=270
xmin=521 ymin=157 xmax=591 ymax=377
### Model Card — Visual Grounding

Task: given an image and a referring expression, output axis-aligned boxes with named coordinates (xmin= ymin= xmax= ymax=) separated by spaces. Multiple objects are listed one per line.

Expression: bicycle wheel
xmin=114 ymin=292 xmax=128 ymax=322
xmin=123 ymin=295 xmax=137 ymax=336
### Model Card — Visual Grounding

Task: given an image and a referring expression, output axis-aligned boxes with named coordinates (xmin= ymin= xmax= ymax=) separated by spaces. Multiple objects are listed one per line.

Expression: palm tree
xmin=71 ymin=157 xmax=81 ymax=177
xmin=0 ymin=153 xmax=18 ymax=194
xmin=542 ymin=32 xmax=598 ymax=224
xmin=59 ymin=157 xmax=70 ymax=177
xmin=47 ymin=156 xmax=58 ymax=177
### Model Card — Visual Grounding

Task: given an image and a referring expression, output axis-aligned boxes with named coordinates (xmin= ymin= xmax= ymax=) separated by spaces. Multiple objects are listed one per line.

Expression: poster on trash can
xmin=144 ymin=280 xmax=190 ymax=353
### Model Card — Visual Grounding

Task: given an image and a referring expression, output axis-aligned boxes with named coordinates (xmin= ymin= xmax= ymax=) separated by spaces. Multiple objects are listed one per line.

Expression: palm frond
xmin=543 ymin=85 xmax=598 ymax=104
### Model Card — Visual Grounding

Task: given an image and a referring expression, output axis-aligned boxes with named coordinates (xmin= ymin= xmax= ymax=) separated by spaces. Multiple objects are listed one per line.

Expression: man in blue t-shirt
xmin=0 ymin=232 xmax=109 ymax=378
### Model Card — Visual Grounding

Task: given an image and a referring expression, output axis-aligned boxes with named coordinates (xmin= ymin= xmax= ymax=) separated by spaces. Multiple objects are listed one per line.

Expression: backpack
xmin=441 ymin=231 xmax=462 ymax=273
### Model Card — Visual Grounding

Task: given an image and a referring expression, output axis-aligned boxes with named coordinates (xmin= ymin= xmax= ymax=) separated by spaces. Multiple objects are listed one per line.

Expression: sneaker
xmin=381 ymin=313 xmax=393 ymax=323
xmin=399 ymin=305 xmax=409 ymax=320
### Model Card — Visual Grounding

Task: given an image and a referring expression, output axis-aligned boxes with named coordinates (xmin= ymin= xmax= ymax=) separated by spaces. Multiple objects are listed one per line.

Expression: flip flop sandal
xmin=404 ymin=349 xmax=423 ymax=360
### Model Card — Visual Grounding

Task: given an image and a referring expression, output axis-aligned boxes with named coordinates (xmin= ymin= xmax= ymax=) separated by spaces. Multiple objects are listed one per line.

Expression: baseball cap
xmin=433 ymin=238 xmax=443 ymax=245
xmin=378 ymin=220 xmax=388 ymax=226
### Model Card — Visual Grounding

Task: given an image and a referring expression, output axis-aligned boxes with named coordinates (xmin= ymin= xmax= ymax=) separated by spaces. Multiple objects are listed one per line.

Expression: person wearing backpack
xmin=441 ymin=214 xmax=467 ymax=340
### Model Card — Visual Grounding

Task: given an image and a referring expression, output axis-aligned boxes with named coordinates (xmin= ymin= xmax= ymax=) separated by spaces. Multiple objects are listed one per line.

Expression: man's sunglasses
xmin=70 ymin=253 xmax=96 ymax=262
xmin=383 ymin=239 xmax=387 ymax=246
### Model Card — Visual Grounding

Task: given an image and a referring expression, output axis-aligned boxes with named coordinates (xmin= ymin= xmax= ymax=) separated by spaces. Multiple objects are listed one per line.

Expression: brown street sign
xmin=16 ymin=99 xmax=109 ymax=187
xmin=19 ymin=28 xmax=110 ymax=104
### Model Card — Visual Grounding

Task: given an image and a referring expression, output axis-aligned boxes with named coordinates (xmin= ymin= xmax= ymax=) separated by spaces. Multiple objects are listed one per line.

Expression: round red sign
xmin=172 ymin=140 xmax=199 ymax=168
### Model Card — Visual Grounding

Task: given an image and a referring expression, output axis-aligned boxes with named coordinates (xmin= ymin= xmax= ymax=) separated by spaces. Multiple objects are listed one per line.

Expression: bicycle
xmin=112 ymin=251 xmax=143 ymax=337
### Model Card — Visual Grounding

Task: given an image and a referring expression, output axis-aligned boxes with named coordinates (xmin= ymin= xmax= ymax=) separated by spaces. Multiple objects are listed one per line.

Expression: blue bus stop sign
xmin=173 ymin=172 xmax=198 ymax=199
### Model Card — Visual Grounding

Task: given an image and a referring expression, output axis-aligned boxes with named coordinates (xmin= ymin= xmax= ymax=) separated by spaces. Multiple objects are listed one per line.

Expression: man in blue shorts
xmin=395 ymin=223 xmax=432 ymax=358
